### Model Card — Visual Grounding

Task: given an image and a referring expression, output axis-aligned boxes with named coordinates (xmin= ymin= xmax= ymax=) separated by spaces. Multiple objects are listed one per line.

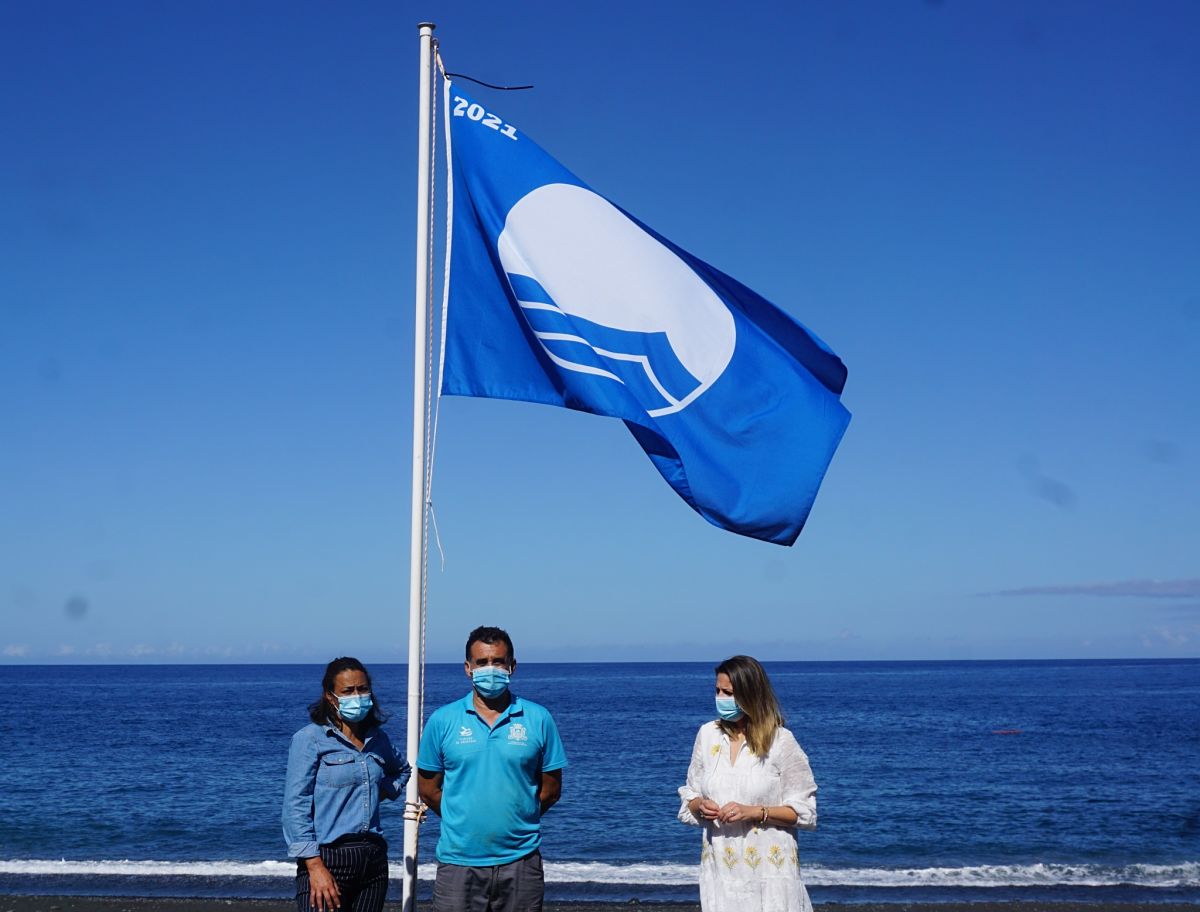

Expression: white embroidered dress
xmin=678 ymin=721 xmax=817 ymax=912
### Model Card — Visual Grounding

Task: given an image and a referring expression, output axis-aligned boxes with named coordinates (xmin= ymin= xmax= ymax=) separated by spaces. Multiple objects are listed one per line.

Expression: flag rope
xmin=416 ymin=40 xmax=443 ymax=743
xmin=424 ymin=48 xmax=448 ymax=576
xmin=424 ymin=48 xmax=454 ymax=579
xmin=439 ymin=70 xmax=533 ymax=91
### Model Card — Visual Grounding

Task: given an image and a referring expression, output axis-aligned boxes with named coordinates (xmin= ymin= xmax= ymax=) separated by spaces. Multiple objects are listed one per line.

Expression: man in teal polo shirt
xmin=417 ymin=625 xmax=568 ymax=912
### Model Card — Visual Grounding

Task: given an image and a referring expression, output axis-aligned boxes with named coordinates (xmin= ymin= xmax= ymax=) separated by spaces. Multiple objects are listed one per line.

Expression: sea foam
xmin=2 ymin=859 xmax=1197 ymax=888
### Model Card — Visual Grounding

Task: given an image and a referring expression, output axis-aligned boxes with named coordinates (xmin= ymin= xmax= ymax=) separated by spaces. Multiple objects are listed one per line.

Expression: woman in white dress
xmin=678 ymin=655 xmax=818 ymax=912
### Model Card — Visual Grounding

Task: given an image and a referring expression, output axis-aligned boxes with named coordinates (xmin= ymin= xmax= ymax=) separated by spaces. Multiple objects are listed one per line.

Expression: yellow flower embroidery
xmin=722 ymin=846 xmax=739 ymax=870
xmin=767 ymin=845 xmax=785 ymax=868
xmin=710 ymin=744 xmax=721 ymax=757
xmin=701 ymin=845 xmax=713 ymax=864
xmin=744 ymin=847 xmax=761 ymax=870
xmin=790 ymin=847 xmax=799 ymax=868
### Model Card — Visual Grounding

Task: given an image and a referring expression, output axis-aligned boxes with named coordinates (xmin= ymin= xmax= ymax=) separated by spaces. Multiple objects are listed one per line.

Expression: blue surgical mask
xmin=336 ymin=693 xmax=372 ymax=722
xmin=472 ymin=667 xmax=511 ymax=699
xmin=715 ymin=696 xmax=744 ymax=722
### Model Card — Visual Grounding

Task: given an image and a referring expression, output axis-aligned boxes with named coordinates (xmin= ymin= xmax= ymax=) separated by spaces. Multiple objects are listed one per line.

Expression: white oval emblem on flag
xmin=497 ymin=183 xmax=736 ymax=417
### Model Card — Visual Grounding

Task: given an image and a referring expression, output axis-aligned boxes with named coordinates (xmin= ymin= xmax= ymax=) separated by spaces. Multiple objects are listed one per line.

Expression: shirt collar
xmin=460 ymin=690 xmax=523 ymax=721
xmin=322 ymin=721 xmax=378 ymax=749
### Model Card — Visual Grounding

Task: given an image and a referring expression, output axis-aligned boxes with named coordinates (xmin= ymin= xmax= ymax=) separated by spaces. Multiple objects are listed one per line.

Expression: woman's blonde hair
xmin=716 ymin=655 xmax=784 ymax=757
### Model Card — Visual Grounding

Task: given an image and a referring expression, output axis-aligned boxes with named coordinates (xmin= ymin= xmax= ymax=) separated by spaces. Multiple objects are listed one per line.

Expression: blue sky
xmin=2 ymin=1 xmax=1197 ymax=663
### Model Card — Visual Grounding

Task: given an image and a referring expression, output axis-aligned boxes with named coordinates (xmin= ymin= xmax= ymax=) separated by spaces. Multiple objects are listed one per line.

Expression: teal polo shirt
xmin=417 ymin=691 xmax=568 ymax=866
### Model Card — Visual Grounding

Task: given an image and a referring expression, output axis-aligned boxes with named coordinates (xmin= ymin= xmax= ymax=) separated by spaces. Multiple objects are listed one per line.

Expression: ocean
xmin=1 ymin=659 xmax=1197 ymax=903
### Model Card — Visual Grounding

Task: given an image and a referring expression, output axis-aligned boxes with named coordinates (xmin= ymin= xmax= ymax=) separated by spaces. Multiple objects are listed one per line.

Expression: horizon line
xmin=2 ymin=655 xmax=1198 ymax=667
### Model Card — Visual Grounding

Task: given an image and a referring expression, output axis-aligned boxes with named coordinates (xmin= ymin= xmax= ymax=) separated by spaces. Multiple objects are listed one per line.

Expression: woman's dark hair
xmin=308 ymin=656 xmax=388 ymax=727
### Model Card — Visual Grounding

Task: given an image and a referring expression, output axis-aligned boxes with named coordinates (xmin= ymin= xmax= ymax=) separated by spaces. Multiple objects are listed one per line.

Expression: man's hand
xmin=304 ymin=856 xmax=340 ymax=912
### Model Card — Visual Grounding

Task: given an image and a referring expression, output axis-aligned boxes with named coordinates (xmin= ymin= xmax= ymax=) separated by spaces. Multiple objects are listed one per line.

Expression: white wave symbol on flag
xmin=497 ymin=183 xmax=736 ymax=418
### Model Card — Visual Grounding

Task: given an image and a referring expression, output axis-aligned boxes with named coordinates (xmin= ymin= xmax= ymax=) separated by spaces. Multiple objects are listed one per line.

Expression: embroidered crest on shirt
xmin=456 ymin=725 xmax=476 ymax=744
xmin=508 ymin=722 xmax=528 ymax=742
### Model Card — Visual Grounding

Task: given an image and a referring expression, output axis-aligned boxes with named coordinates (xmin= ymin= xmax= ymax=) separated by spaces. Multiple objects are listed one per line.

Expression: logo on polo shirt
xmin=458 ymin=725 xmax=474 ymax=738
xmin=508 ymin=723 xmax=528 ymax=742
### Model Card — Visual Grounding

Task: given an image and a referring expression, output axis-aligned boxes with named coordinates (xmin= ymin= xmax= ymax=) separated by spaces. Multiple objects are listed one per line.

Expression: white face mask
xmin=335 ymin=693 xmax=372 ymax=722
xmin=715 ymin=696 xmax=744 ymax=721
xmin=471 ymin=667 xmax=510 ymax=698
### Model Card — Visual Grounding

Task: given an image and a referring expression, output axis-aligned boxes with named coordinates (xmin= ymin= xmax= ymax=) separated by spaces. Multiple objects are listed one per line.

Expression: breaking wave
xmin=2 ymin=859 xmax=1197 ymax=888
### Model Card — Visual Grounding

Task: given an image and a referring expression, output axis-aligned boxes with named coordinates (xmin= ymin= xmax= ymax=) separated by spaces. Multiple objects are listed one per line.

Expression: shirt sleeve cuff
xmin=677 ymin=787 xmax=702 ymax=827
xmin=783 ymin=802 xmax=817 ymax=830
xmin=289 ymin=840 xmax=320 ymax=859
xmin=382 ymin=771 xmax=410 ymax=800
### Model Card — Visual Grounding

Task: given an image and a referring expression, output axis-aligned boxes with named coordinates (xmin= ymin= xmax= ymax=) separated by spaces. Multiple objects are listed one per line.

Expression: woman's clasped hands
xmin=694 ymin=798 xmax=761 ymax=824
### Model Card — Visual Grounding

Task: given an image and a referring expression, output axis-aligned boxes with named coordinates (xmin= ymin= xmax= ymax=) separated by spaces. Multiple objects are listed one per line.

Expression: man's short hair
xmin=465 ymin=625 xmax=515 ymax=662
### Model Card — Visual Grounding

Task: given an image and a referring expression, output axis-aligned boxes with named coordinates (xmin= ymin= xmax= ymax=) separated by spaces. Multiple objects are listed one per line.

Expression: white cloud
xmin=1152 ymin=625 xmax=1192 ymax=646
xmin=985 ymin=578 xmax=1200 ymax=599
xmin=3 ymin=644 xmax=30 ymax=657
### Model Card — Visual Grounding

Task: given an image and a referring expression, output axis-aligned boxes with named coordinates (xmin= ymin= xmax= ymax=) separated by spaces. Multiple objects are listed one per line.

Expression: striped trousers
xmin=296 ymin=833 xmax=389 ymax=912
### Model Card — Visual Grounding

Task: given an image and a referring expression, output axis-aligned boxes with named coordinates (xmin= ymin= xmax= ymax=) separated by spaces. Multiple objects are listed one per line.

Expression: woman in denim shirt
xmin=283 ymin=657 xmax=411 ymax=912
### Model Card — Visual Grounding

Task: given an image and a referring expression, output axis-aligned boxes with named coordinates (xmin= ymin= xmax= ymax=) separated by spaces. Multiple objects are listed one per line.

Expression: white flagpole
xmin=403 ymin=20 xmax=436 ymax=912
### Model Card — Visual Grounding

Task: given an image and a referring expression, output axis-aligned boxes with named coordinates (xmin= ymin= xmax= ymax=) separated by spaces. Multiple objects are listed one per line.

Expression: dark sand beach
xmin=3 ymin=900 xmax=1199 ymax=912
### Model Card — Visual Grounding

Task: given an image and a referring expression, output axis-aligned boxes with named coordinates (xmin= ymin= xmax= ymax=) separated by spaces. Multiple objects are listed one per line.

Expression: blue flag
xmin=440 ymin=85 xmax=851 ymax=545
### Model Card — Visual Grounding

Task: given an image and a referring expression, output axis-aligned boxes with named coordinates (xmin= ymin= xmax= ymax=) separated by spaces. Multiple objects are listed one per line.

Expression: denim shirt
xmin=282 ymin=721 xmax=412 ymax=859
